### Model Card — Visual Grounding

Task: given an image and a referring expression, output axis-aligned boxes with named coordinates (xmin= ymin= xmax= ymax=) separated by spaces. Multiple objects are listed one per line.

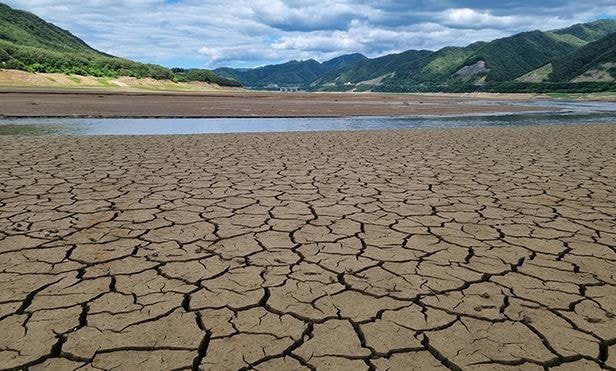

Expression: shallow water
xmin=1 ymin=99 xmax=615 ymax=136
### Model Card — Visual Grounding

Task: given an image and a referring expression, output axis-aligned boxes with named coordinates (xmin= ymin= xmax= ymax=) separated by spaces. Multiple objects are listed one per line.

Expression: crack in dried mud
xmin=0 ymin=125 xmax=615 ymax=370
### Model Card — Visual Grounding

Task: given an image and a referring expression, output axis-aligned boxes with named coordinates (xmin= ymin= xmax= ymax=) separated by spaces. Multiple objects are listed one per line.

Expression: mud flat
xmin=0 ymin=89 xmax=551 ymax=118
xmin=0 ymin=124 xmax=615 ymax=369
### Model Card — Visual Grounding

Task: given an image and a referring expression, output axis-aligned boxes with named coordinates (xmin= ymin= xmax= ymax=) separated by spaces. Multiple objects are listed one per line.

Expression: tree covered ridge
xmin=214 ymin=19 xmax=616 ymax=93
xmin=0 ymin=3 xmax=240 ymax=87
xmin=313 ymin=20 xmax=616 ymax=92
xmin=550 ymin=32 xmax=616 ymax=82
xmin=2 ymin=1 xmax=615 ymax=93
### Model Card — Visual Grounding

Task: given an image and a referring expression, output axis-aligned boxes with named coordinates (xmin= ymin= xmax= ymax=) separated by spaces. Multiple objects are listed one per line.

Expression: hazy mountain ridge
xmin=214 ymin=53 xmax=367 ymax=88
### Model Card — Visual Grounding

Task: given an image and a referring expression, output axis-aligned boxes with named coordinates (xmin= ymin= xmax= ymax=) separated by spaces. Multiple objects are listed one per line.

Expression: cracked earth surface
xmin=0 ymin=124 xmax=615 ymax=370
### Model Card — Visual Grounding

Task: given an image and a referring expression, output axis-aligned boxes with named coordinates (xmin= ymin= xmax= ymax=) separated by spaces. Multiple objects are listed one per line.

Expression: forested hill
xmin=216 ymin=19 xmax=616 ymax=93
xmin=0 ymin=3 xmax=96 ymax=53
xmin=214 ymin=53 xmax=367 ymax=89
xmin=0 ymin=3 xmax=240 ymax=86
xmin=549 ymin=32 xmax=616 ymax=83
xmin=310 ymin=19 xmax=616 ymax=93
xmin=2 ymin=1 xmax=615 ymax=93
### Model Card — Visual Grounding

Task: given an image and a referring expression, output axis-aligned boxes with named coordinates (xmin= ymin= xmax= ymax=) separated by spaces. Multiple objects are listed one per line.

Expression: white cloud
xmin=3 ymin=0 xmax=614 ymax=68
xmin=440 ymin=8 xmax=521 ymax=28
xmin=250 ymin=0 xmax=371 ymax=31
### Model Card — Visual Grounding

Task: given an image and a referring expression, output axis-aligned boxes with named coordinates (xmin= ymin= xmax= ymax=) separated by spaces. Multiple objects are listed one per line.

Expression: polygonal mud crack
xmin=0 ymin=125 xmax=615 ymax=370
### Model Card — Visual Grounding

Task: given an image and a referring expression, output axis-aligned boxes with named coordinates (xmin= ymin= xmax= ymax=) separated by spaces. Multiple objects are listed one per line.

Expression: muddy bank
xmin=0 ymin=124 xmax=615 ymax=369
xmin=0 ymin=89 xmax=551 ymax=118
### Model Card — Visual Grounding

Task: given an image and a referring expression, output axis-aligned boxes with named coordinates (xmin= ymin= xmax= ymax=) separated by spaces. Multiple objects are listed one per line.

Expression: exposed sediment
xmin=0 ymin=124 xmax=615 ymax=370
xmin=0 ymin=90 xmax=545 ymax=118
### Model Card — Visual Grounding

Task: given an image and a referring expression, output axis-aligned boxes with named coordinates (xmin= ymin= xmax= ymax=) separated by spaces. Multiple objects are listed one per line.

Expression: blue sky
xmin=5 ymin=0 xmax=616 ymax=69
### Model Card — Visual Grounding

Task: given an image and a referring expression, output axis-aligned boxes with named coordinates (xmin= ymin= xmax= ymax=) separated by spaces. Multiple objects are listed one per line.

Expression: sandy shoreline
xmin=1 ymin=124 xmax=615 ymax=369
xmin=0 ymin=89 xmax=555 ymax=118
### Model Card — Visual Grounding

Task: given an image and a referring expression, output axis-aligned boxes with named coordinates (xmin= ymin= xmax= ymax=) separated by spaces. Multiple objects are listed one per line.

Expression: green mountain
xmin=214 ymin=53 xmax=367 ymax=88
xmin=357 ymin=45 xmax=483 ymax=92
xmin=219 ymin=19 xmax=615 ymax=92
xmin=550 ymin=19 xmax=616 ymax=44
xmin=321 ymin=53 xmax=368 ymax=71
xmin=215 ymin=59 xmax=326 ymax=87
xmin=313 ymin=49 xmax=433 ymax=87
xmin=461 ymin=30 xmax=579 ymax=82
xmin=0 ymin=2 xmax=239 ymax=86
xmin=0 ymin=3 xmax=96 ymax=53
xmin=549 ymin=32 xmax=616 ymax=82
xmin=313 ymin=19 xmax=616 ymax=92
xmin=3 ymin=1 xmax=614 ymax=93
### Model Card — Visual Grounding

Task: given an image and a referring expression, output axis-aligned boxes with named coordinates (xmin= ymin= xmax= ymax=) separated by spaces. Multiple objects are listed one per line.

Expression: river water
xmin=0 ymin=99 xmax=614 ymax=136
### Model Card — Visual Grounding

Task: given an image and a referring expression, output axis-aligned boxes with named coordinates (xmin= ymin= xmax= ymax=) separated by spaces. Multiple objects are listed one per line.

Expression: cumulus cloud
xmin=4 ymin=0 xmax=616 ymax=68
xmin=251 ymin=0 xmax=368 ymax=31
xmin=440 ymin=8 xmax=521 ymax=28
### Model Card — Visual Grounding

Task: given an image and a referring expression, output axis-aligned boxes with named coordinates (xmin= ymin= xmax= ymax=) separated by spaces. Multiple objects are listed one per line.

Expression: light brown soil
xmin=0 ymin=69 xmax=226 ymax=92
xmin=0 ymin=89 xmax=551 ymax=118
xmin=1 ymin=124 xmax=615 ymax=369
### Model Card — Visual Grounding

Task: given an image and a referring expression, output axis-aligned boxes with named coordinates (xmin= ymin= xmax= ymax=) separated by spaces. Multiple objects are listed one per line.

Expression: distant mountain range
xmin=0 ymin=3 xmax=239 ymax=86
xmin=217 ymin=20 xmax=616 ymax=93
xmin=215 ymin=53 xmax=367 ymax=88
xmin=0 ymin=1 xmax=614 ymax=93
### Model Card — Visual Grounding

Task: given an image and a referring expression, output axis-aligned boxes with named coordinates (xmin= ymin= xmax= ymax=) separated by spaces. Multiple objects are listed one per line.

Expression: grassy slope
xmin=549 ymin=32 xmax=616 ymax=82
xmin=515 ymin=63 xmax=554 ymax=83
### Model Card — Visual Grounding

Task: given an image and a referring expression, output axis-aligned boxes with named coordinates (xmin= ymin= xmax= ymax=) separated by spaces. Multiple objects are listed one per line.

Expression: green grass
xmin=540 ymin=91 xmax=616 ymax=99
xmin=66 ymin=75 xmax=81 ymax=83
xmin=516 ymin=63 xmax=554 ymax=82
xmin=96 ymin=77 xmax=113 ymax=86
xmin=545 ymin=32 xmax=587 ymax=47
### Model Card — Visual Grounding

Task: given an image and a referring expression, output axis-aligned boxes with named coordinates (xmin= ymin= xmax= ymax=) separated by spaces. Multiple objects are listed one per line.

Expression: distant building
xmin=251 ymin=84 xmax=301 ymax=92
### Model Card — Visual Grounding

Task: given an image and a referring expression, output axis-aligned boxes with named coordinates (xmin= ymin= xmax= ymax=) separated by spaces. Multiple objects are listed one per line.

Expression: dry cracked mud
xmin=0 ymin=124 xmax=615 ymax=370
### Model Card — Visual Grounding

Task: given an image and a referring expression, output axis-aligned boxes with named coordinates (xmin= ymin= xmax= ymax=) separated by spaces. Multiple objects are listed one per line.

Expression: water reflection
xmin=1 ymin=100 xmax=615 ymax=136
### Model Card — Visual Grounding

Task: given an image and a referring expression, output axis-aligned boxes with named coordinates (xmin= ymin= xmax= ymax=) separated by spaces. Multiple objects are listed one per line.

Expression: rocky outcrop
xmin=455 ymin=60 xmax=490 ymax=76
